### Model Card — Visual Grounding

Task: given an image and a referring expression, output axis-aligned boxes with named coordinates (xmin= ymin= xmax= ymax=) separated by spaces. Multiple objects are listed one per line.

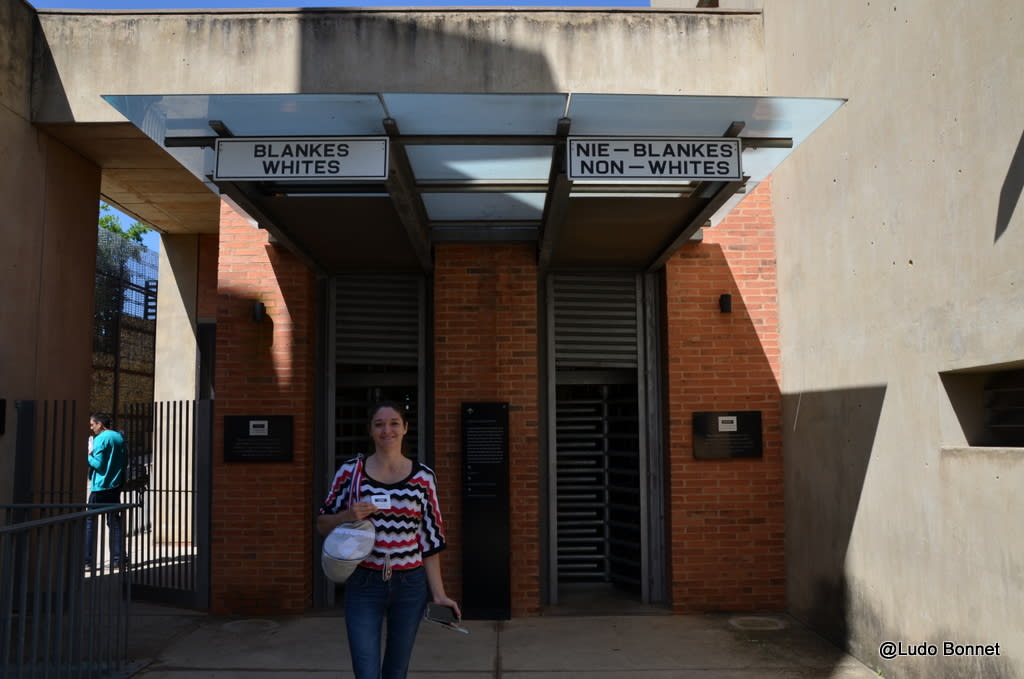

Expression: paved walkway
xmin=126 ymin=603 xmax=880 ymax=678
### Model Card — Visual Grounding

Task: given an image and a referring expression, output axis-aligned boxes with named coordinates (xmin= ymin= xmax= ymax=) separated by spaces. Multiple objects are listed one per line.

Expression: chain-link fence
xmin=91 ymin=229 xmax=158 ymax=426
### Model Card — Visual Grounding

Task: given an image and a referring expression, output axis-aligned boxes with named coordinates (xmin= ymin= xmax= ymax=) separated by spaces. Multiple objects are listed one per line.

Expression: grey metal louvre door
xmin=546 ymin=273 xmax=664 ymax=607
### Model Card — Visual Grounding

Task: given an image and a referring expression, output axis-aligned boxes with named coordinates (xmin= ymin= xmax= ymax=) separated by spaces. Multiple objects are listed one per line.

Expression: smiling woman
xmin=316 ymin=401 xmax=459 ymax=679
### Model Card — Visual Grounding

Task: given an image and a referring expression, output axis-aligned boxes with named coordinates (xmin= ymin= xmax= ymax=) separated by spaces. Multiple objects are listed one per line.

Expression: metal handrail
xmin=2 ymin=503 xmax=134 ymax=679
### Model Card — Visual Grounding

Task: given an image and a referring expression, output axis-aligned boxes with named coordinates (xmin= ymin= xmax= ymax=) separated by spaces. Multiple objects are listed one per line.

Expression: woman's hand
xmin=315 ymin=501 xmax=377 ymax=535
xmin=347 ymin=501 xmax=376 ymax=521
xmin=432 ymin=595 xmax=462 ymax=620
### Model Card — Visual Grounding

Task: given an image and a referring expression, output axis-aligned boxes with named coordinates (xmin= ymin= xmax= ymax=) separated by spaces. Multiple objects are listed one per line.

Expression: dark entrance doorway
xmin=545 ymin=273 xmax=666 ymax=611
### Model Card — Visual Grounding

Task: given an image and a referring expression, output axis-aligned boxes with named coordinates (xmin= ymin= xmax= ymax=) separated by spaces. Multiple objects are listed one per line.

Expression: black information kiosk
xmin=460 ymin=402 xmax=511 ymax=619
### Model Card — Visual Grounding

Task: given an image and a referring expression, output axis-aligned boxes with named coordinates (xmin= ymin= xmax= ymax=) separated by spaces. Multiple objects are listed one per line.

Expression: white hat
xmin=321 ymin=520 xmax=375 ymax=583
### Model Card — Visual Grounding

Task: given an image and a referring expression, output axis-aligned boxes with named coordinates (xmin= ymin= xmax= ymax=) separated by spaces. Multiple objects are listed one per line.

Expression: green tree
xmin=94 ymin=203 xmax=153 ymax=353
xmin=99 ymin=202 xmax=150 ymax=243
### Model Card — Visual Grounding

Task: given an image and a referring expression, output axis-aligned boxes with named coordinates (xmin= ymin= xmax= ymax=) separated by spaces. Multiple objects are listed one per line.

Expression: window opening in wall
xmin=984 ymin=369 xmax=1024 ymax=446
xmin=941 ymin=364 xmax=1024 ymax=447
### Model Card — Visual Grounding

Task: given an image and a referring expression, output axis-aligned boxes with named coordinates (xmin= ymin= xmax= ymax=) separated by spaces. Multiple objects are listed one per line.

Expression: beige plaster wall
xmin=762 ymin=1 xmax=1024 ymax=677
xmin=153 ymin=235 xmax=199 ymax=403
xmin=31 ymin=8 xmax=765 ymax=123
xmin=1 ymin=0 xmax=99 ymax=503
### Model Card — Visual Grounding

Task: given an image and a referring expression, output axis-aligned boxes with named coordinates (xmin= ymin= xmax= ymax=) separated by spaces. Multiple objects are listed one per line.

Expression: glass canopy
xmin=104 ymin=92 xmax=842 ymax=224
xmin=103 ymin=92 xmax=844 ymax=271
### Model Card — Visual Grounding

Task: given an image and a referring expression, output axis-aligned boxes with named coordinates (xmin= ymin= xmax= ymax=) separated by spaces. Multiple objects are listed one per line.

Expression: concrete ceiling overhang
xmin=37 ymin=122 xmax=222 ymax=235
xmin=99 ymin=92 xmax=844 ymax=273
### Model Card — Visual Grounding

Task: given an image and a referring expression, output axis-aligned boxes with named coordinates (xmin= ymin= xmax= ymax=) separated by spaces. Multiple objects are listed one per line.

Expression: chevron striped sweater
xmin=319 ymin=456 xmax=447 ymax=572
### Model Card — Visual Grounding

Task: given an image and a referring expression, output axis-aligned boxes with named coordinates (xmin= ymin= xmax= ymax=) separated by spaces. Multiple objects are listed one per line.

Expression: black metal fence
xmin=123 ymin=401 xmax=212 ymax=608
xmin=1 ymin=504 xmax=133 ymax=678
xmin=12 ymin=399 xmax=212 ymax=612
xmin=12 ymin=401 xmax=85 ymax=507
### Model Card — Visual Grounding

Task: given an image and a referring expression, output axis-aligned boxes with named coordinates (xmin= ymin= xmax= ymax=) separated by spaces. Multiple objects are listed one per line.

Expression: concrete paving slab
xmin=499 ymin=615 xmax=790 ymax=672
xmin=410 ymin=618 xmax=497 ymax=672
xmin=502 ymin=672 xmax=810 ymax=679
xmin=147 ymin=614 xmax=349 ymax=671
xmin=126 ymin=602 xmax=205 ymax=668
xmin=125 ymin=604 xmax=880 ymax=679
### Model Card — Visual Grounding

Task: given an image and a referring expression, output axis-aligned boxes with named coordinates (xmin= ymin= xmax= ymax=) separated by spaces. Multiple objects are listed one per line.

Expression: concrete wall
xmin=154 ymin=235 xmax=199 ymax=402
xmin=31 ymin=8 xmax=765 ymax=124
xmin=762 ymin=1 xmax=1024 ymax=677
xmin=1 ymin=0 xmax=98 ymax=503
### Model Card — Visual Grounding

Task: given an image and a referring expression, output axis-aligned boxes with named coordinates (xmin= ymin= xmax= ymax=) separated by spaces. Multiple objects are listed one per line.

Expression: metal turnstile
xmin=555 ymin=384 xmax=641 ymax=590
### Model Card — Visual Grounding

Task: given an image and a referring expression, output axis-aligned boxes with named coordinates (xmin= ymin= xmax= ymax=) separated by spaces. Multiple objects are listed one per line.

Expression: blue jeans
xmin=84 ymin=487 xmax=124 ymax=565
xmin=344 ymin=566 xmax=428 ymax=679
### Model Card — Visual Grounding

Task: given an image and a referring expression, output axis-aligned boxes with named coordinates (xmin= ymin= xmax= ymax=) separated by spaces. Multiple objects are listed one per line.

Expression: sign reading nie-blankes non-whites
xmin=214 ymin=137 xmax=389 ymax=181
xmin=567 ymin=137 xmax=742 ymax=181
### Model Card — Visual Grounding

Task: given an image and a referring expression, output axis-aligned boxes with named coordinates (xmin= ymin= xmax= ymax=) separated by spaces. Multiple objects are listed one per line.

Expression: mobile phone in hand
xmin=423 ymin=603 xmax=469 ymax=634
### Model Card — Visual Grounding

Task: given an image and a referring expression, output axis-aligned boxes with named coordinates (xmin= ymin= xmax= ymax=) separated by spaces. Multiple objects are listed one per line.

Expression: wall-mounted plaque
xmin=224 ymin=415 xmax=293 ymax=462
xmin=692 ymin=411 xmax=763 ymax=460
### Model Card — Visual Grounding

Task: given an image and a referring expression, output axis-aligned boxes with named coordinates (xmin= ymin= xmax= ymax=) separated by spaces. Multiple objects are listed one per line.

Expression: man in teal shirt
xmin=85 ymin=412 xmax=127 ymax=569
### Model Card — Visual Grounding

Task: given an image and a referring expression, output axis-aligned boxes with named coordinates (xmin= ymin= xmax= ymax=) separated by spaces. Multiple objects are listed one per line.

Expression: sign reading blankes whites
xmin=214 ymin=137 xmax=389 ymax=181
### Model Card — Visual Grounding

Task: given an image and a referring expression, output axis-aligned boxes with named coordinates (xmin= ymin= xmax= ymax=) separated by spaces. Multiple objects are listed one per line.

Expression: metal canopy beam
xmin=383 ymin=117 xmax=434 ymax=273
xmin=204 ymin=118 xmax=325 ymax=275
xmin=644 ymin=178 xmax=747 ymax=273
xmin=163 ymin=134 xmax=792 ymax=150
xmin=417 ymin=180 xmax=549 ymax=193
xmin=538 ymin=118 xmax=572 ymax=272
xmin=641 ymin=121 xmax=762 ymax=272
xmin=163 ymin=120 xmax=792 ymax=273
xmin=431 ymin=224 xmax=539 ymax=242
xmin=216 ymin=180 xmax=324 ymax=275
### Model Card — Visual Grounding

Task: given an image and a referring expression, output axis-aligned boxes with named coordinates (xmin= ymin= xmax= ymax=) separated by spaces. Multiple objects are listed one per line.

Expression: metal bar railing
xmin=1 ymin=504 xmax=133 ymax=679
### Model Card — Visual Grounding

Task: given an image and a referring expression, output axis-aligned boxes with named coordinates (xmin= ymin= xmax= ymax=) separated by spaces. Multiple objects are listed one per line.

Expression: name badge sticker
xmin=371 ymin=494 xmax=392 ymax=510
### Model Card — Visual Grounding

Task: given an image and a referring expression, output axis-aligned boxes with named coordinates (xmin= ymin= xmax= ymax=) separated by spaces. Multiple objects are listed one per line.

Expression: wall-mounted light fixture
xmin=718 ymin=294 xmax=732 ymax=314
xmin=252 ymin=301 xmax=266 ymax=322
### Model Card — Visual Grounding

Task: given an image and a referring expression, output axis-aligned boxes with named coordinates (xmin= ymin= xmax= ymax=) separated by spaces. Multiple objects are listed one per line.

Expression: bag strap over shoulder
xmin=347 ymin=455 xmax=364 ymax=510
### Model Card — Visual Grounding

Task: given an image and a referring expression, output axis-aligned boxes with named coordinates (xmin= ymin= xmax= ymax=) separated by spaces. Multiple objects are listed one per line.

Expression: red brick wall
xmin=201 ymin=186 xmax=778 ymax=615
xmin=433 ymin=244 xmax=541 ymax=615
xmin=664 ymin=180 xmax=784 ymax=611
xmin=210 ymin=201 xmax=316 ymax=614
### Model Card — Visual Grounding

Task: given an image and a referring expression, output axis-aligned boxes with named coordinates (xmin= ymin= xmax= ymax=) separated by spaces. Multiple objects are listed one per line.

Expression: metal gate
xmin=124 ymin=401 xmax=211 ymax=608
xmin=545 ymin=273 xmax=664 ymax=605
xmin=12 ymin=400 xmax=211 ymax=586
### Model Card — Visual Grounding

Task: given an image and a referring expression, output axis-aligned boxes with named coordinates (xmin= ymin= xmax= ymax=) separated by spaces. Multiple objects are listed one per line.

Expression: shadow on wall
xmin=668 ymin=212 xmax=787 ymax=613
xmin=296 ymin=11 xmax=557 ymax=94
xmin=996 ymin=128 xmax=1024 ymax=243
xmin=29 ymin=14 xmax=74 ymax=122
xmin=781 ymin=385 xmax=886 ymax=649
